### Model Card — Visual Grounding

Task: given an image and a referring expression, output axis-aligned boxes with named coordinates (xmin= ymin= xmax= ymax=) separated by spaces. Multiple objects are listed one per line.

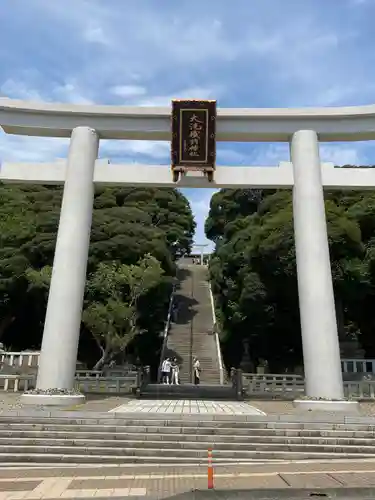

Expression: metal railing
xmin=157 ymin=286 xmax=175 ymax=383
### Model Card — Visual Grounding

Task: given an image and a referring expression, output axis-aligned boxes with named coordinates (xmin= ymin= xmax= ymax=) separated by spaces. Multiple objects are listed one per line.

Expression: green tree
xmin=0 ymin=183 xmax=195 ymax=373
xmin=206 ymin=180 xmax=375 ymax=373
xmin=82 ymin=254 xmax=165 ymax=369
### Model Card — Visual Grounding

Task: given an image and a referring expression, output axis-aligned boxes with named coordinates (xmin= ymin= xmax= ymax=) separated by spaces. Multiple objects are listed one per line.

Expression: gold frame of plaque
xmin=171 ymin=99 xmax=217 ymax=182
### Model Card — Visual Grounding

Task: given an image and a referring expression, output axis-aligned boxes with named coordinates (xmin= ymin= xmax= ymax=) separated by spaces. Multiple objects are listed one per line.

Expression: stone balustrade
xmin=0 ymin=351 xmax=40 ymax=368
xmin=341 ymin=358 xmax=375 ymax=374
xmin=0 ymin=370 xmax=138 ymax=394
xmin=242 ymin=373 xmax=375 ymax=400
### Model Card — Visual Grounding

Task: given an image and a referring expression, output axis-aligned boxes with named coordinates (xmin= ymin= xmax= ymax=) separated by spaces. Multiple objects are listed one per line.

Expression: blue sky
xmin=1 ymin=0 xmax=375 ymax=250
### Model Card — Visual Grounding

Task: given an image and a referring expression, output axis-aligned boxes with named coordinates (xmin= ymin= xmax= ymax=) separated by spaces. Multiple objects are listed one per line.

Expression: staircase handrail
xmin=157 ymin=284 xmax=175 ymax=382
xmin=209 ymin=282 xmax=225 ymax=385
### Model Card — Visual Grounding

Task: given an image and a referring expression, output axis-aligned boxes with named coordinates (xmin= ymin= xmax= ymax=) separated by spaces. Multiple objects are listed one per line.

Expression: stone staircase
xmin=139 ymin=383 xmax=235 ymax=400
xmin=2 ymin=413 xmax=375 ymax=465
xmin=164 ymin=260 xmax=221 ymax=385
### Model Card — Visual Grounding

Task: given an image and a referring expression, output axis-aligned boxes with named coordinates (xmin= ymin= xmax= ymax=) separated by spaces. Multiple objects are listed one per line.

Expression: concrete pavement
xmin=109 ymin=400 xmax=265 ymax=415
xmin=2 ymin=460 xmax=375 ymax=498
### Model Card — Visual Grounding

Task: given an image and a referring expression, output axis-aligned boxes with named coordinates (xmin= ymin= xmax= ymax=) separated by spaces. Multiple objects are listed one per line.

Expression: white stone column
xmin=23 ymin=127 xmax=99 ymax=405
xmin=290 ymin=130 xmax=345 ymax=403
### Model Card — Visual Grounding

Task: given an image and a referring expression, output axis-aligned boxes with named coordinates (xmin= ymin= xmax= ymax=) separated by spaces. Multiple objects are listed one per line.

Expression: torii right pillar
xmin=290 ymin=130 xmax=357 ymax=411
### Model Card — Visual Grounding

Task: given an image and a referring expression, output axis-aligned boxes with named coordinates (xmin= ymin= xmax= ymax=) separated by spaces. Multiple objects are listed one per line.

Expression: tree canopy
xmin=205 ymin=174 xmax=375 ymax=373
xmin=0 ymin=184 xmax=195 ymax=375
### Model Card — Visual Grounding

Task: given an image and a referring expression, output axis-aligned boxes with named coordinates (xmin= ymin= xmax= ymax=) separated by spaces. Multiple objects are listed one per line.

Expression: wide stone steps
xmin=2 ymin=414 xmax=375 ymax=464
xmin=3 ymin=434 xmax=375 ymax=447
xmin=139 ymin=383 xmax=235 ymax=399
xmin=3 ymin=416 xmax=375 ymax=428
xmin=0 ymin=451 xmax=372 ymax=465
xmin=0 ymin=445 xmax=375 ymax=461
xmin=0 ymin=420 xmax=375 ymax=440
xmin=3 ymin=425 xmax=375 ymax=438
xmin=165 ymin=261 xmax=221 ymax=385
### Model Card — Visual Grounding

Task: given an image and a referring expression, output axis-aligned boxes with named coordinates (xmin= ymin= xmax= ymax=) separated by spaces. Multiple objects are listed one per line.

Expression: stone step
xmin=3 ymin=434 xmax=375 ymax=447
xmin=167 ymin=341 xmax=216 ymax=347
xmin=0 ymin=459 xmax=325 ymax=468
xmin=139 ymin=393 xmax=231 ymax=400
xmin=1 ymin=444 xmax=375 ymax=458
xmin=0 ymin=451 xmax=371 ymax=465
xmin=139 ymin=384 xmax=234 ymax=399
xmin=4 ymin=427 xmax=375 ymax=439
xmin=2 ymin=418 xmax=375 ymax=430
xmin=164 ymin=263 xmax=221 ymax=386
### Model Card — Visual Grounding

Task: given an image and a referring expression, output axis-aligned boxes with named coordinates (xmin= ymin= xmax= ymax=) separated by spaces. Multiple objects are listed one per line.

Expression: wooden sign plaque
xmin=171 ymin=99 xmax=216 ymax=173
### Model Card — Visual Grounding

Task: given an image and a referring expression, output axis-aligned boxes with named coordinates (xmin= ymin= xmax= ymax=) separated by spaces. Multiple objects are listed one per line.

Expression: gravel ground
xmin=0 ymin=393 xmax=130 ymax=413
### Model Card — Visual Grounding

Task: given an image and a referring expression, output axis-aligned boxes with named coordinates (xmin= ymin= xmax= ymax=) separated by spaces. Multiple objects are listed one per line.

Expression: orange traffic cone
xmin=208 ymin=448 xmax=214 ymax=489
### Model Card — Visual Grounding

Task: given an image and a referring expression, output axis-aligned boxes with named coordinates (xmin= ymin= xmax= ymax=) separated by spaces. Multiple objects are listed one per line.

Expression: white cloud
xmin=135 ymin=87 xmax=219 ymax=107
xmin=0 ymin=135 xmax=68 ymax=163
xmin=2 ymin=0 xmax=375 ymax=248
xmin=1 ymin=78 xmax=93 ymax=105
xmin=249 ymin=144 xmax=290 ymax=165
xmin=99 ymin=139 xmax=169 ymax=160
xmin=320 ymin=144 xmax=365 ymax=165
xmin=217 ymin=149 xmax=249 ymax=165
xmin=246 ymin=142 xmax=372 ymax=168
xmin=110 ymin=85 xmax=147 ymax=98
xmin=108 ymin=85 xmax=218 ymax=107
xmin=26 ymin=1 xmax=349 ymax=98
xmin=350 ymin=0 xmax=374 ymax=5
xmin=52 ymin=82 xmax=93 ymax=105
xmin=188 ymin=189 xmax=218 ymax=250
xmin=83 ymin=24 xmax=110 ymax=45
xmin=1 ymin=79 xmax=44 ymax=101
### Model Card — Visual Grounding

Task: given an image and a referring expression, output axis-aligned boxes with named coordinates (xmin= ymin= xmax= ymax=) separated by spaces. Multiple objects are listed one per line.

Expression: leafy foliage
xmin=205 ymin=179 xmax=375 ymax=373
xmin=83 ymin=255 xmax=164 ymax=369
xmin=0 ymin=184 xmax=194 ymax=374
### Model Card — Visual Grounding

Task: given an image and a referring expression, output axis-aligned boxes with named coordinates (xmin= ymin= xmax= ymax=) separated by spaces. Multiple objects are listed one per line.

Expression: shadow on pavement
xmin=162 ymin=488 xmax=375 ymax=500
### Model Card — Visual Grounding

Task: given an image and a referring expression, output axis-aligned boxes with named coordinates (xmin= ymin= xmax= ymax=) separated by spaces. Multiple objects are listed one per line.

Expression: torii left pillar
xmin=22 ymin=127 xmax=99 ymax=405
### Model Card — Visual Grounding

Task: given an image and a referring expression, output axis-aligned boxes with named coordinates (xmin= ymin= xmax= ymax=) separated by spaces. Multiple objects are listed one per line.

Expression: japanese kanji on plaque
xmin=171 ymin=99 xmax=216 ymax=181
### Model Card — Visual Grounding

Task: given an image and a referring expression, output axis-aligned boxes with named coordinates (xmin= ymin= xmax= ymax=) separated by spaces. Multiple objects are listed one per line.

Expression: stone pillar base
xmin=293 ymin=399 xmax=359 ymax=412
xmin=21 ymin=393 xmax=85 ymax=406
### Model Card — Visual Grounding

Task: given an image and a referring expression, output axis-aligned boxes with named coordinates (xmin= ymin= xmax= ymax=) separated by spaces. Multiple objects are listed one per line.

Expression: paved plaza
xmin=109 ymin=400 xmax=266 ymax=415
xmin=4 ymin=393 xmax=375 ymax=417
xmin=1 ymin=461 xmax=375 ymax=498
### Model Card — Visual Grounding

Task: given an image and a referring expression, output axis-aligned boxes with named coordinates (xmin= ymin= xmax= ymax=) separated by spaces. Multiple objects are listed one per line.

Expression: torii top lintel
xmin=1 ymin=98 xmax=375 ymax=142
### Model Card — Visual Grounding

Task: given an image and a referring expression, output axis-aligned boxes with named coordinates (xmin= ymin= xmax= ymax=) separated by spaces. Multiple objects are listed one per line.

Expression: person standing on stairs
xmin=171 ymin=302 xmax=178 ymax=323
xmin=161 ymin=357 xmax=171 ymax=384
xmin=193 ymin=357 xmax=201 ymax=385
xmin=171 ymin=358 xmax=180 ymax=385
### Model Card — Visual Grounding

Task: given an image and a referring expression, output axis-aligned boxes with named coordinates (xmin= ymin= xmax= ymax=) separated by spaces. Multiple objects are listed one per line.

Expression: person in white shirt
xmin=171 ymin=358 xmax=180 ymax=385
xmin=161 ymin=358 xmax=171 ymax=384
xmin=193 ymin=357 xmax=201 ymax=385
xmin=161 ymin=358 xmax=166 ymax=383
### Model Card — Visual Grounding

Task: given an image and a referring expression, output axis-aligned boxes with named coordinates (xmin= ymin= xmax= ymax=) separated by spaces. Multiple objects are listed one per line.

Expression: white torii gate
xmin=2 ymin=98 xmax=375 ymax=409
xmin=191 ymin=244 xmax=209 ymax=266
